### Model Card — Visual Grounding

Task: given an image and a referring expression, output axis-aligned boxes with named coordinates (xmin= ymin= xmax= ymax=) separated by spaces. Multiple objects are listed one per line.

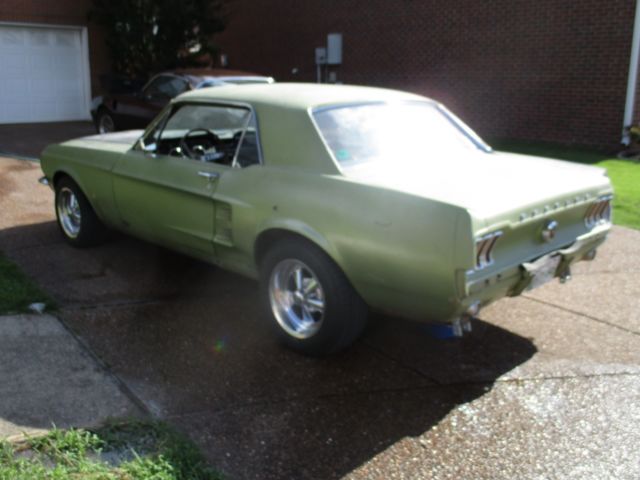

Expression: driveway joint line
xmin=160 ymin=370 xmax=640 ymax=421
xmin=3 ymin=240 xmax=66 ymax=253
xmin=59 ymin=298 xmax=173 ymax=312
xmin=522 ymin=295 xmax=640 ymax=337
xmin=53 ymin=312 xmax=153 ymax=419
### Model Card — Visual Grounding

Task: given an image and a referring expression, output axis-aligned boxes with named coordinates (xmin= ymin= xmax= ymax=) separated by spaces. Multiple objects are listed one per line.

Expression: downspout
xmin=622 ymin=0 xmax=640 ymax=145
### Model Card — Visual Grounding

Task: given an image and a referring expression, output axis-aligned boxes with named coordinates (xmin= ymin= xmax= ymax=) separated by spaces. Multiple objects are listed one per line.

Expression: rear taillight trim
xmin=585 ymin=195 xmax=613 ymax=228
xmin=474 ymin=230 xmax=503 ymax=270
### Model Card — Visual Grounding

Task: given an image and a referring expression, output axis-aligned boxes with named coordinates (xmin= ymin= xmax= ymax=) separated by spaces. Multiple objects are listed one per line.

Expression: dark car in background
xmin=90 ymin=69 xmax=274 ymax=133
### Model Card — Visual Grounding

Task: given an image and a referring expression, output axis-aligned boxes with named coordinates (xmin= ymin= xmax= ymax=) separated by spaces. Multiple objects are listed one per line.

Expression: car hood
xmin=80 ymin=130 xmax=145 ymax=146
xmin=342 ymin=151 xmax=612 ymax=226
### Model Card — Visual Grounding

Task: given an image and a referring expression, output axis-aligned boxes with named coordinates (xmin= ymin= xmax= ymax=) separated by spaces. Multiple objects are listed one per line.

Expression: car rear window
xmin=312 ymin=102 xmax=489 ymax=167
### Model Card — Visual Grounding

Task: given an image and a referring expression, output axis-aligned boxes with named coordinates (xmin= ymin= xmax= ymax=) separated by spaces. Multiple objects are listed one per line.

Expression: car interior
xmin=141 ymin=104 xmax=261 ymax=167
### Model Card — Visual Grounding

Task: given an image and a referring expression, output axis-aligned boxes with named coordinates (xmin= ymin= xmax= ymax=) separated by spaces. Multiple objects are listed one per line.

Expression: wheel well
xmin=254 ymin=229 xmax=327 ymax=269
xmin=52 ymin=171 xmax=73 ymax=188
xmin=97 ymin=105 xmax=111 ymax=115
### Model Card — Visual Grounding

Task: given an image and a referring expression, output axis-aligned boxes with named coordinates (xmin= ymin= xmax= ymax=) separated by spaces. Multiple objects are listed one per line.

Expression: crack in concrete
xmin=360 ymin=339 xmax=444 ymax=386
xmin=572 ymin=269 xmax=638 ymax=276
xmin=59 ymin=298 xmax=171 ymax=312
xmin=522 ymin=295 xmax=640 ymax=337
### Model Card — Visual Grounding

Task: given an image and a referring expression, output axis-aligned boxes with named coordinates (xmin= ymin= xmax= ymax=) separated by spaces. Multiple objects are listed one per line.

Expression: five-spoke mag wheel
xmin=261 ymin=238 xmax=368 ymax=355
xmin=56 ymin=186 xmax=82 ymax=239
xmin=269 ymin=259 xmax=326 ymax=339
xmin=54 ymin=177 xmax=107 ymax=247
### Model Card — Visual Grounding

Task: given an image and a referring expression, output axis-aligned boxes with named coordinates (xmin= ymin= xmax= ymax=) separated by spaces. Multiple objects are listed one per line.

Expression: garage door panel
xmin=1 ymin=54 xmax=25 ymax=78
xmin=0 ymin=24 xmax=89 ymax=124
xmin=1 ymin=102 xmax=31 ymax=123
xmin=1 ymin=27 xmax=25 ymax=46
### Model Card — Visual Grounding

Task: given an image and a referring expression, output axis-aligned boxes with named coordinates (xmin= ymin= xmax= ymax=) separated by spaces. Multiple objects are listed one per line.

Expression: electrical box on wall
xmin=315 ymin=47 xmax=327 ymax=65
xmin=327 ymin=33 xmax=342 ymax=65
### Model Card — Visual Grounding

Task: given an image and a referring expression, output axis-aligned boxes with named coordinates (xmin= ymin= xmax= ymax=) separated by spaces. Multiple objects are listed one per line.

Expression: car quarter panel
xmin=225 ymin=167 xmax=473 ymax=322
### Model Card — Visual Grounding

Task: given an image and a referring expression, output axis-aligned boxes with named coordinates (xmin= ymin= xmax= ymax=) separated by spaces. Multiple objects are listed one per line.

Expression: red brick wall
xmin=0 ymin=0 xmax=110 ymax=97
xmin=218 ymin=0 xmax=637 ymax=149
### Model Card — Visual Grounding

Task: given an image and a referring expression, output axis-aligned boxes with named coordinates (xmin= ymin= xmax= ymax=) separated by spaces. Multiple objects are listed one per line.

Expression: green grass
xmin=593 ymin=159 xmax=640 ymax=229
xmin=0 ymin=421 xmax=222 ymax=480
xmin=0 ymin=252 xmax=54 ymax=314
xmin=491 ymin=139 xmax=640 ymax=230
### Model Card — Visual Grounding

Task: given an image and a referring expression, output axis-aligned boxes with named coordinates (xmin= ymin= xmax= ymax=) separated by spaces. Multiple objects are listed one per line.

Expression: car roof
xmin=176 ymin=83 xmax=429 ymax=109
xmin=174 ymin=83 xmax=433 ymax=174
xmin=153 ymin=69 xmax=273 ymax=88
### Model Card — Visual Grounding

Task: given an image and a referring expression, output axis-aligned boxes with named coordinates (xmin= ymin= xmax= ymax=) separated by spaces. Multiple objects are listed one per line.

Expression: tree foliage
xmin=89 ymin=0 xmax=227 ymax=77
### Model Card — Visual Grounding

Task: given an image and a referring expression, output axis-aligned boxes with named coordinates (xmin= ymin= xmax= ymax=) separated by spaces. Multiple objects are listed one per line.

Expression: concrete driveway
xmin=1 ymin=157 xmax=639 ymax=479
xmin=0 ymin=122 xmax=95 ymax=159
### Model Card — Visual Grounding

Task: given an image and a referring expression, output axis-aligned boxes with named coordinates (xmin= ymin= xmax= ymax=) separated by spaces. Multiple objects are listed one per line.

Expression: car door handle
xmin=197 ymin=171 xmax=220 ymax=180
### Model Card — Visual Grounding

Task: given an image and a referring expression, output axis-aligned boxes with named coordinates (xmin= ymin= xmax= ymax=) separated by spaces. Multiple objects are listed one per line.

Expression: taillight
xmin=585 ymin=195 xmax=612 ymax=228
xmin=475 ymin=231 xmax=502 ymax=270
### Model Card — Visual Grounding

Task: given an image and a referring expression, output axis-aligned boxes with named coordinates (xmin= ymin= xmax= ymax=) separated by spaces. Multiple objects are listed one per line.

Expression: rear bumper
xmin=459 ymin=223 xmax=610 ymax=313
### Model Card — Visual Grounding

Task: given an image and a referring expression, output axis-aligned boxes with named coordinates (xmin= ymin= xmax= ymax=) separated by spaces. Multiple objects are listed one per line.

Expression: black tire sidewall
xmin=96 ymin=109 xmax=115 ymax=133
xmin=54 ymin=177 xmax=105 ymax=247
xmin=259 ymin=239 xmax=367 ymax=355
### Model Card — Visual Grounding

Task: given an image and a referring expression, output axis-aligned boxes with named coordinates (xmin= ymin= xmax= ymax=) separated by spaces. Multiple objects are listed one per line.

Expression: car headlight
xmin=585 ymin=195 xmax=613 ymax=228
xmin=475 ymin=231 xmax=502 ymax=270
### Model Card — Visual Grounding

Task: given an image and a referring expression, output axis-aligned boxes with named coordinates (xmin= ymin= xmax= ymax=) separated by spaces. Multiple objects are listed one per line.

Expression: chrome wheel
xmin=269 ymin=259 xmax=325 ymax=339
xmin=98 ymin=113 xmax=114 ymax=133
xmin=56 ymin=187 xmax=82 ymax=239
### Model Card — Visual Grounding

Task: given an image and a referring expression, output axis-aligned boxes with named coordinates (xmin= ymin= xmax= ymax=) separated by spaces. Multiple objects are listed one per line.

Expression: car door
xmin=111 ymin=101 xmax=260 ymax=261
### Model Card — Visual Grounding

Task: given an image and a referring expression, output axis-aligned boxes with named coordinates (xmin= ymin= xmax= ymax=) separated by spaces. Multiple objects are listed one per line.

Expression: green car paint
xmin=40 ymin=83 xmax=613 ymax=325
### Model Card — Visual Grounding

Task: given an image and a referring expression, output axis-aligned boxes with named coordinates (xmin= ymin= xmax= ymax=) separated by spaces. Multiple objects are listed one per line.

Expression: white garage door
xmin=0 ymin=24 xmax=90 ymax=124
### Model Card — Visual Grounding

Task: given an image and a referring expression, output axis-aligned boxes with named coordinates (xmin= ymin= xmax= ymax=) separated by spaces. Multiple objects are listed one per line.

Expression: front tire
xmin=260 ymin=238 xmax=368 ymax=356
xmin=55 ymin=177 xmax=107 ymax=247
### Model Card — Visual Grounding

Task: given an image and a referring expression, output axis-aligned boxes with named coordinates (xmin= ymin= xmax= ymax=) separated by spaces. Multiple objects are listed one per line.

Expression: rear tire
xmin=55 ymin=177 xmax=107 ymax=248
xmin=259 ymin=238 xmax=368 ymax=356
xmin=96 ymin=108 xmax=116 ymax=133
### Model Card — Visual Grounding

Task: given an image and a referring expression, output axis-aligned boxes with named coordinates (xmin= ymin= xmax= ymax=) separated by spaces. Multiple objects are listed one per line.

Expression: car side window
xmin=234 ymin=113 xmax=261 ymax=167
xmin=151 ymin=103 xmax=258 ymax=166
xmin=139 ymin=108 xmax=171 ymax=153
xmin=144 ymin=76 xmax=189 ymax=99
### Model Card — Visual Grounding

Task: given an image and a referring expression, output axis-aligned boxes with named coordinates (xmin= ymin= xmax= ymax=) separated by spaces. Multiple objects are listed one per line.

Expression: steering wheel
xmin=179 ymin=128 xmax=221 ymax=160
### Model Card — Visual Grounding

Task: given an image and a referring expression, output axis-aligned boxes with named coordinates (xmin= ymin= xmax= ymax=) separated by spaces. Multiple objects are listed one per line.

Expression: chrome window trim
xmin=138 ymin=99 xmax=265 ymax=168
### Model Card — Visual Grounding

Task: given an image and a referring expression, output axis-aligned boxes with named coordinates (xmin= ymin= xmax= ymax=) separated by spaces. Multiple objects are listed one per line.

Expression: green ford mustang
xmin=39 ymin=83 xmax=613 ymax=355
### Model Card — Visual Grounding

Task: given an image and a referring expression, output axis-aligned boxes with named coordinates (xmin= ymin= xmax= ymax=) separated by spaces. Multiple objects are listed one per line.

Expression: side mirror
xmin=141 ymin=142 xmax=157 ymax=157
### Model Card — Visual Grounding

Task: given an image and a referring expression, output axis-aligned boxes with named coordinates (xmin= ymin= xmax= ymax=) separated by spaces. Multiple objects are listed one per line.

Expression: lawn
xmin=492 ymin=140 xmax=640 ymax=230
xmin=0 ymin=252 xmax=54 ymax=314
xmin=0 ymin=421 xmax=221 ymax=480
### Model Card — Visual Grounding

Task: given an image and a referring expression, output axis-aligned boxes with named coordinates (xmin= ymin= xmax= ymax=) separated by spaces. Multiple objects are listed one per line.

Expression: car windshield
xmin=312 ymin=101 xmax=490 ymax=167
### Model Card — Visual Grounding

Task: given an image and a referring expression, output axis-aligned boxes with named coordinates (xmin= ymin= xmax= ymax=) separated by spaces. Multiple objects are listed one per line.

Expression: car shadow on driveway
xmin=0 ymin=220 xmax=537 ymax=479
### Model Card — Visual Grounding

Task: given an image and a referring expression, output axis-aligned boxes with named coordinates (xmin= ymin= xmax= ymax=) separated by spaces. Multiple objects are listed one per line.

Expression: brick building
xmin=217 ymin=0 xmax=640 ymax=149
xmin=1 ymin=0 xmax=639 ymax=150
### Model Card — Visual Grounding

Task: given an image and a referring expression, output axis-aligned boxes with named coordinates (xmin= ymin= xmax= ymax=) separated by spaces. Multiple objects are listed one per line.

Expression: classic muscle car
xmin=39 ymin=83 xmax=613 ymax=355
xmin=91 ymin=68 xmax=274 ymax=133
